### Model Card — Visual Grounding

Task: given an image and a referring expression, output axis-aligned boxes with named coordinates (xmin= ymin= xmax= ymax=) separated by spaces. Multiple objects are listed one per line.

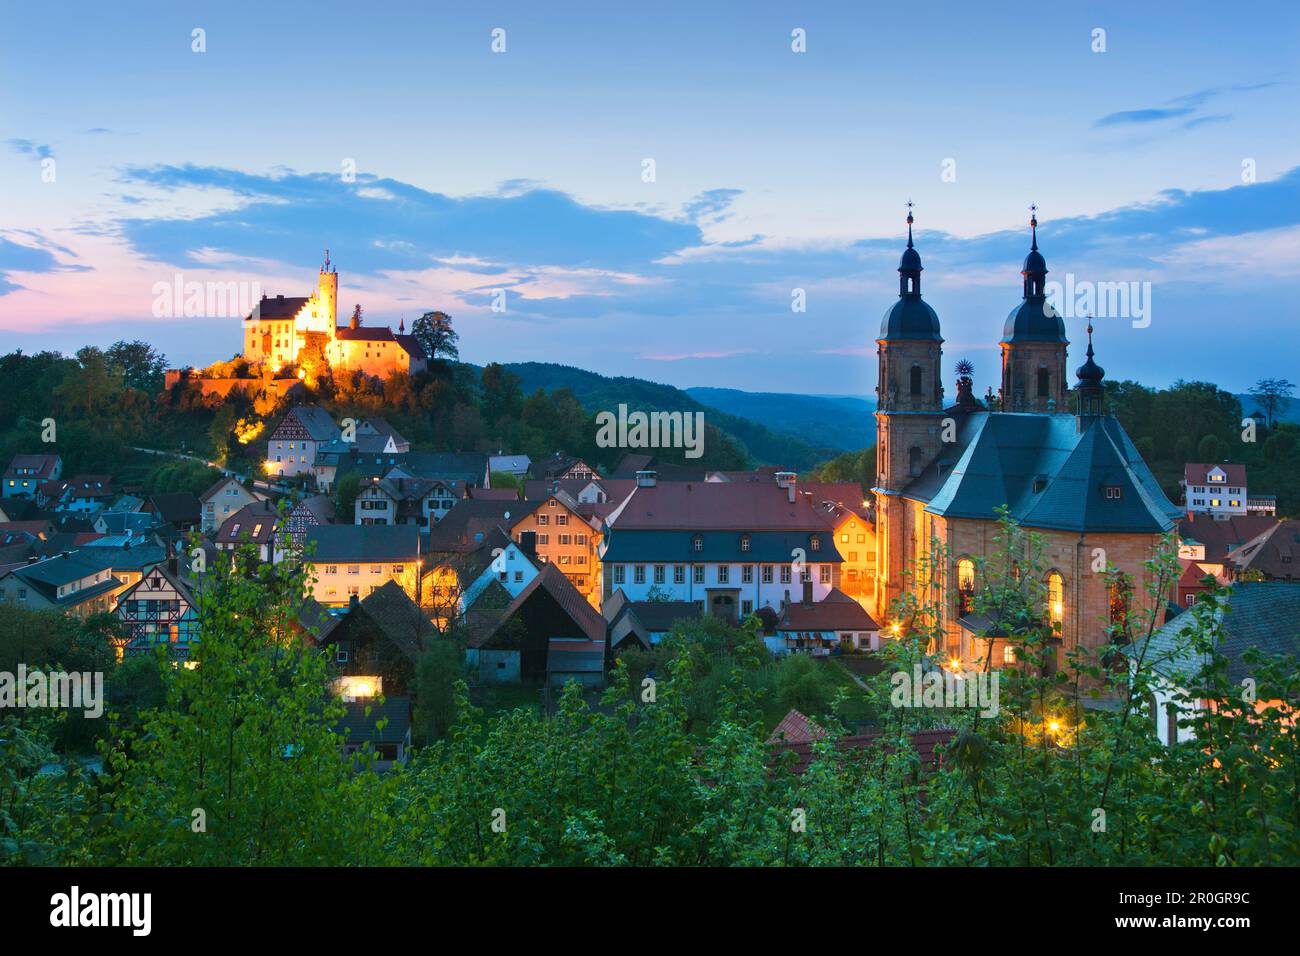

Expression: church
xmin=241 ymin=252 xmax=427 ymax=378
xmin=871 ymin=208 xmax=1182 ymax=670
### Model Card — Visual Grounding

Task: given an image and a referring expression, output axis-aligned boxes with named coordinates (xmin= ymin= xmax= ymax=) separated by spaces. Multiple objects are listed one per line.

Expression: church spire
xmin=1075 ymin=318 xmax=1106 ymax=419
xmin=1021 ymin=204 xmax=1047 ymax=298
xmin=898 ymin=201 xmax=923 ymax=296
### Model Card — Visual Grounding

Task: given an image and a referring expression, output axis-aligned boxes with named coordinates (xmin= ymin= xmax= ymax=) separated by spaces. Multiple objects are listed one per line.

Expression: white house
xmin=266 ymin=405 xmax=341 ymax=479
xmin=1182 ymin=463 xmax=1248 ymax=520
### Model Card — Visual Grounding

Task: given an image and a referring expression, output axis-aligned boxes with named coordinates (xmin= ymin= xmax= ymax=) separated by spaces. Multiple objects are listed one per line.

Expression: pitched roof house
xmin=2 ymin=454 xmax=62 ymax=498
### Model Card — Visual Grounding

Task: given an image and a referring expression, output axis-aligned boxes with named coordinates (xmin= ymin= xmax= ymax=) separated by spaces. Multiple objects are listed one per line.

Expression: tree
xmin=334 ymin=470 xmax=362 ymax=519
xmin=412 ymin=310 xmax=459 ymax=363
xmin=105 ymin=340 xmax=167 ymax=393
xmin=1249 ymin=377 xmax=1295 ymax=427
xmin=412 ymin=638 xmax=464 ymax=744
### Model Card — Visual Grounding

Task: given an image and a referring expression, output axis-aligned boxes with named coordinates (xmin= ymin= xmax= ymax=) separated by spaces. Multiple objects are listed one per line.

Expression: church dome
xmin=899 ymin=245 xmax=922 ymax=272
xmin=881 ymin=296 xmax=942 ymax=341
xmin=1022 ymin=247 xmax=1047 ymax=275
xmin=1002 ymin=298 xmax=1067 ymax=343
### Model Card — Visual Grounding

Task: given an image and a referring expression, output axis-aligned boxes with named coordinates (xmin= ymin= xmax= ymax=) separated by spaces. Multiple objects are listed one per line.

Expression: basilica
xmin=871 ymin=208 xmax=1182 ymax=668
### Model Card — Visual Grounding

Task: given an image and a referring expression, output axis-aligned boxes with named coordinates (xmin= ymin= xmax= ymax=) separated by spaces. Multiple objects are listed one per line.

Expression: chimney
xmin=519 ymin=530 xmax=537 ymax=555
xmin=636 ymin=469 xmax=657 ymax=488
xmin=802 ymin=580 xmax=813 ymax=606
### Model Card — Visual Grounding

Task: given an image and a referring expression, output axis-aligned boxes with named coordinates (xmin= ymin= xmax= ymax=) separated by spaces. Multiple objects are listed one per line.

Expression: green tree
xmin=412 ymin=310 xmax=459 ymax=363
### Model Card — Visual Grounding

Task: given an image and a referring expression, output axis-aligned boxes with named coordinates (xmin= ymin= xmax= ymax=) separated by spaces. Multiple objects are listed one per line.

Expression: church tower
xmin=999 ymin=208 xmax=1069 ymax=412
xmin=873 ymin=205 xmax=946 ymax=618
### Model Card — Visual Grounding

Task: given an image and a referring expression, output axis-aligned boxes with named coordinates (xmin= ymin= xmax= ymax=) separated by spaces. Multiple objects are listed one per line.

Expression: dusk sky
xmin=1 ymin=1 xmax=1297 ymax=398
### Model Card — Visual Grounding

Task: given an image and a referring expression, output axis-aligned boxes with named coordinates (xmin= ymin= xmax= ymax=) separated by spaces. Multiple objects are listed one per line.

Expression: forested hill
xmin=685 ymin=387 xmax=873 ymax=453
xmin=496 ymin=362 xmax=842 ymax=471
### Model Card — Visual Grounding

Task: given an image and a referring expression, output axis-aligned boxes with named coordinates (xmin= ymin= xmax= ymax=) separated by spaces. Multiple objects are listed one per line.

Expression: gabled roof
xmin=425 ymin=499 xmax=540 ymax=553
xmin=291 ymin=494 xmax=335 ymax=524
xmin=272 ymin=405 xmax=339 ymax=442
xmin=623 ymin=599 xmax=703 ymax=633
xmin=770 ymin=728 xmax=956 ymax=776
xmin=199 ymin=475 xmax=253 ymax=504
xmin=252 ymin=294 xmax=309 ymax=320
xmin=305 ymin=523 xmax=420 ymax=563
xmin=1184 ymin=462 xmax=1247 ymax=486
xmin=401 ymin=452 xmax=488 ymax=485
xmin=767 ymin=708 xmax=828 ymax=745
xmin=216 ymin=501 xmax=279 ymax=545
xmin=601 ymin=529 xmax=838 ymax=564
xmin=1227 ymin=519 xmax=1300 ymax=579
xmin=469 ymin=563 xmax=605 ymax=648
xmin=147 ymin=492 xmax=202 ymax=526
xmin=1178 ymin=513 xmax=1279 ymax=563
xmin=913 ymin=412 xmax=1181 ymax=534
xmin=780 ymin=588 xmax=879 ymax=631
xmin=119 ymin=562 xmax=196 ymax=609
xmin=62 ymin=475 xmax=114 ymax=499
xmin=547 ymin=638 xmax=605 ymax=675
xmin=354 ymin=579 xmax=437 ymax=661
xmin=2 ymin=454 xmax=61 ymax=480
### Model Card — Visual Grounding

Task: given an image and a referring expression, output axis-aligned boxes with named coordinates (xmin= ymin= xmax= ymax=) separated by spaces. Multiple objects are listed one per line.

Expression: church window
xmin=1002 ymin=645 xmax=1016 ymax=664
xmin=1037 ymin=368 xmax=1050 ymax=398
xmin=1046 ymin=571 xmax=1064 ymax=625
xmin=908 ymin=447 xmax=924 ymax=477
xmin=956 ymin=558 xmax=975 ymax=615
xmin=909 ymin=365 xmax=923 ymax=395
xmin=1109 ymin=578 xmax=1132 ymax=633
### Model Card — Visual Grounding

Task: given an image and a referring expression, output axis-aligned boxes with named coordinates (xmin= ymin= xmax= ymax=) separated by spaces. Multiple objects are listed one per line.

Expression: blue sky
xmin=0 ymin=0 xmax=1297 ymax=397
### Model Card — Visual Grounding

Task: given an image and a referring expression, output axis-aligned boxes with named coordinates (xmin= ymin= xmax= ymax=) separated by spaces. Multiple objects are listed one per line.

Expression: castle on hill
xmin=241 ymin=252 xmax=427 ymax=378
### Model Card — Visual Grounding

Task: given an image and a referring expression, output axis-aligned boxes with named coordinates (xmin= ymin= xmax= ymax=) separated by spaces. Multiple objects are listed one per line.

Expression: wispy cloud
xmin=683 ymin=188 xmax=743 ymax=224
xmin=7 ymin=138 xmax=54 ymax=160
xmin=1093 ymin=81 xmax=1278 ymax=129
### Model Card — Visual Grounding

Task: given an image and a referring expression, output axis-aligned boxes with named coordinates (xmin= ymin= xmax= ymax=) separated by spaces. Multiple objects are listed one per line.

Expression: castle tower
xmin=318 ymin=248 xmax=338 ymax=333
xmin=1000 ymin=207 xmax=1069 ymax=412
xmin=873 ymin=205 xmax=946 ymax=618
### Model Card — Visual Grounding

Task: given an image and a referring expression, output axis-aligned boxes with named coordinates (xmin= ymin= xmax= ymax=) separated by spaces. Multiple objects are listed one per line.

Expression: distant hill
xmin=499 ymin=362 xmax=842 ymax=471
xmin=1236 ymin=393 xmax=1300 ymax=424
xmin=686 ymin=387 xmax=874 ymax=453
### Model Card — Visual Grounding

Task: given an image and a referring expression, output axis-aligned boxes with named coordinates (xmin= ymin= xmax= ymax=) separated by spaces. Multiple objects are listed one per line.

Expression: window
xmin=575 ymin=534 xmax=587 ymax=545
xmin=762 ymin=565 xmax=774 ymax=584
xmin=840 ymin=533 xmax=849 ymax=543
xmin=717 ymin=566 xmax=730 ymax=584
xmin=558 ymin=534 xmax=571 ymax=545
xmin=653 ymin=565 xmax=665 ymax=584
xmin=1046 ymin=571 xmax=1064 ymax=624
xmin=673 ymin=565 xmax=685 ymax=584
xmin=742 ymin=600 xmax=753 ymax=616
xmin=1036 ymin=367 xmax=1049 ymax=398
xmin=633 ymin=565 xmax=646 ymax=584
xmin=693 ymin=535 xmax=704 ymax=552
xmin=556 ymin=514 xmax=569 ymax=526
xmin=780 ymin=565 xmax=792 ymax=584
xmin=613 ymin=565 xmax=625 ymax=584
xmin=819 ymin=565 xmax=831 ymax=584
xmin=393 ymin=565 xmax=404 ymax=574
xmin=909 ymin=446 xmax=924 ymax=477
xmin=742 ymin=565 xmax=754 ymax=584
xmin=740 ymin=534 xmax=751 ymax=552
xmin=909 ymin=364 xmax=922 ymax=395
xmin=325 ymin=565 xmax=338 ymax=575
xmin=810 ymin=537 xmax=821 ymax=552
xmin=956 ymin=558 xmax=975 ymax=616
xmin=537 ymin=514 xmax=549 ymax=526
xmin=538 ymin=534 xmax=549 ymax=545
xmin=1002 ymin=645 xmax=1016 ymax=664
xmin=693 ymin=566 xmax=705 ymax=584
xmin=1104 ymin=486 xmax=1123 ymax=499
xmin=1109 ymin=579 xmax=1132 ymax=632
xmin=348 ymin=565 xmax=360 ymax=575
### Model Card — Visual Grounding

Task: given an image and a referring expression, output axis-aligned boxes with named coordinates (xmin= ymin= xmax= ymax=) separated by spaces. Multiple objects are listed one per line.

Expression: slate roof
xmin=305 ymin=524 xmax=420 ymax=563
xmin=601 ymin=529 xmax=839 ymax=563
xmin=216 ymin=501 xmax=280 ymax=545
xmin=623 ymin=600 xmax=703 ymax=632
xmin=95 ymin=512 xmax=158 ymax=535
xmin=2 ymin=454 xmax=61 ymax=481
xmin=1184 ymin=462 xmax=1247 ymax=486
xmin=546 ymin=638 xmax=605 ymax=675
xmin=907 ymin=412 xmax=1181 ymax=534
xmin=199 ymin=476 xmax=253 ymax=504
xmin=1178 ymin=513 xmax=1278 ymax=563
xmin=273 ymin=405 xmax=339 ymax=442
xmin=425 ymin=499 xmax=540 ymax=553
xmin=334 ymin=696 xmax=411 ymax=746
xmin=352 ymin=580 xmax=437 ymax=661
xmin=252 ymin=294 xmax=309 ymax=320
xmin=402 ymin=452 xmax=488 ymax=485
xmin=1226 ymin=519 xmax=1300 ymax=579
xmin=147 ymin=492 xmax=202 ymax=527
xmin=1130 ymin=582 xmax=1300 ymax=685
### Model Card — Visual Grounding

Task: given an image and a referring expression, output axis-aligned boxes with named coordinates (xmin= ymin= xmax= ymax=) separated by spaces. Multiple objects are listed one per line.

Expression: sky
xmin=0 ymin=0 xmax=1297 ymax=399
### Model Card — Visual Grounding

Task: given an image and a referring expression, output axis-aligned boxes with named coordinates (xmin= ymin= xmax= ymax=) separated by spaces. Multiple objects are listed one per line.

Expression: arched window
xmin=908 ymin=446 xmax=924 ymax=477
xmin=1109 ymin=578 xmax=1132 ymax=633
xmin=1046 ymin=571 xmax=1064 ymax=625
xmin=1036 ymin=367 xmax=1050 ymax=398
xmin=909 ymin=364 xmax=923 ymax=396
xmin=956 ymin=558 xmax=975 ymax=616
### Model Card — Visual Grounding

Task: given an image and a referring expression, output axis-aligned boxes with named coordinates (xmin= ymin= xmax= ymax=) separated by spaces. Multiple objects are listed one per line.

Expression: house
xmin=599 ymin=472 xmax=842 ymax=623
xmin=400 ymin=452 xmax=490 ymax=487
xmin=115 ymin=563 xmax=199 ymax=662
xmin=510 ymin=489 xmax=603 ymax=604
xmin=467 ymin=563 xmax=607 ymax=685
xmin=314 ymin=580 xmax=436 ymax=694
xmin=0 ymin=519 xmax=54 ymax=544
xmin=774 ymin=585 xmax=881 ymax=655
xmin=1178 ymin=512 xmax=1278 ymax=564
xmin=286 ymin=494 xmax=335 ymax=542
xmin=467 ymin=486 xmax=520 ymax=502
xmin=304 ymin=523 xmax=421 ymax=607
xmin=546 ymin=638 xmax=606 ymax=689
xmin=92 ymin=511 xmax=159 ymax=536
xmin=52 ymin=475 xmax=114 ymax=514
xmin=357 ymin=418 xmax=411 ymax=453
xmin=0 ymin=497 xmax=41 ymax=523
xmin=0 ymin=550 xmax=127 ymax=618
xmin=334 ymin=692 xmax=412 ymax=770
xmin=458 ymin=529 xmax=542 ymax=611
xmin=200 ymin=476 xmax=264 ymax=533
xmin=533 ymin=452 xmax=600 ymax=481
xmin=1175 ymin=560 xmax=1230 ymax=608
xmin=801 ymin=481 xmax=876 ymax=605
xmin=354 ymin=476 xmax=466 ymax=527
xmin=1226 ymin=519 xmax=1300 ymax=582
xmin=422 ymin=501 xmax=542 ymax=622
xmin=2 ymin=454 xmax=62 ymax=498
xmin=524 ymin=476 xmax=636 ymax=506
xmin=215 ymin=501 xmax=284 ymax=564
xmin=1126 ymin=582 xmax=1300 ymax=745
xmin=604 ymin=589 xmax=703 ymax=651
xmin=489 ymin=453 xmax=531 ymax=479
xmin=1247 ymin=493 xmax=1278 ymax=517
xmin=1182 ymin=463 xmax=1249 ymax=519
xmin=769 ymin=728 xmax=956 ymax=776
xmin=142 ymin=492 xmax=202 ymax=532
xmin=266 ymin=405 xmax=340 ymax=479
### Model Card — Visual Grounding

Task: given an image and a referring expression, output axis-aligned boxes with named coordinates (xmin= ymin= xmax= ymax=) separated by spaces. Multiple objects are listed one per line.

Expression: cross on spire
xmin=906 ymin=200 xmax=914 ymax=247
xmin=1029 ymin=204 xmax=1039 ymax=251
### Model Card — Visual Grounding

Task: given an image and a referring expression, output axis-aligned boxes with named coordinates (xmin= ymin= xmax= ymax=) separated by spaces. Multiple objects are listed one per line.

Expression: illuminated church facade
xmin=870 ymin=208 xmax=1182 ymax=670
xmin=241 ymin=253 xmax=427 ymax=378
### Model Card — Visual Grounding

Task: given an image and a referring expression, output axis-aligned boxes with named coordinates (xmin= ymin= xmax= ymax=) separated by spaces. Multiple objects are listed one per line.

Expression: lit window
xmin=1046 ymin=571 xmax=1064 ymax=624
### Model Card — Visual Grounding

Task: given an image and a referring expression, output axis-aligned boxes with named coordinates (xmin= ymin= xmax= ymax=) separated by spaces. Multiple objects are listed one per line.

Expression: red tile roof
xmin=607 ymin=481 xmax=838 ymax=531
xmin=766 ymin=708 xmax=828 ymax=745
xmin=1184 ymin=462 xmax=1247 ymax=486
xmin=1178 ymin=513 xmax=1278 ymax=563
xmin=780 ymin=588 xmax=879 ymax=631
xmin=770 ymin=728 xmax=956 ymax=776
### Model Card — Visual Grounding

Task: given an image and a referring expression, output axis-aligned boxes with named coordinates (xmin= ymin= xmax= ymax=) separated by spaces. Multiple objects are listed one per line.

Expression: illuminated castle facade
xmin=242 ymin=252 xmax=427 ymax=378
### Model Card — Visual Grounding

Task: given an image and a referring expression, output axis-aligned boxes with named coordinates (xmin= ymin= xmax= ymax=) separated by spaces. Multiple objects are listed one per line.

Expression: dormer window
xmin=692 ymin=535 xmax=704 ymax=552
xmin=1103 ymin=486 xmax=1122 ymax=500
xmin=740 ymin=534 xmax=751 ymax=552
xmin=810 ymin=536 xmax=821 ymax=552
